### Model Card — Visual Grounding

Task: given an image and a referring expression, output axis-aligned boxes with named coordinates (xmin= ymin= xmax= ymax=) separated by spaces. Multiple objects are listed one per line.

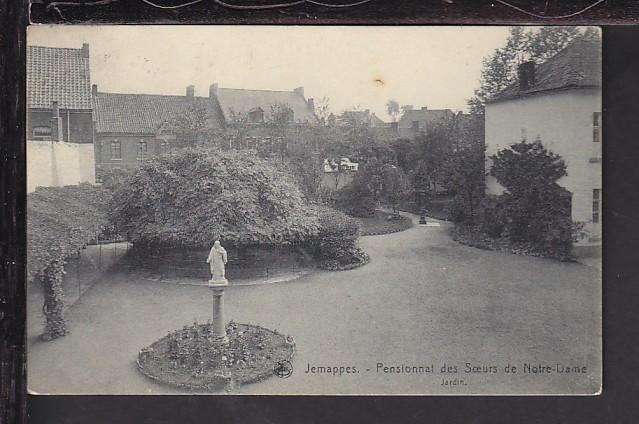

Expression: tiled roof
xmin=339 ymin=110 xmax=386 ymax=127
xmin=216 ymin=88 xmax=317 ymax=124
xmin=27 ymin=45 xmax=92 ymax=110
xmin=398 ymin=108 xmax=454 ymax=128
xmin=489 ymin=36 xmax=601 ymax=103
xmin=94 ymin=92 xmax=222 ymax=134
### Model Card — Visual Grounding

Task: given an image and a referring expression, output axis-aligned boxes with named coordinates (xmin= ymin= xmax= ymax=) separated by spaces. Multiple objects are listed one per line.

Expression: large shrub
xmin=306 ymin=205 xmax=368 ymax=270
xmin=334 ymin=176 xmax=376 ymax=218
xmin=489 ymin=139 xmax=573 ymax=258
xmin=109 ymin=148 xmax=320 ymax=249
xmin=27 ymin=184 xmax=113 ymax=339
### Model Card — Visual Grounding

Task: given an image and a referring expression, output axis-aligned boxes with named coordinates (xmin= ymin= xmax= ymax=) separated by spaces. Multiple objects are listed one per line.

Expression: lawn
xmin=358 ymin=210 xmax=413 ymax=236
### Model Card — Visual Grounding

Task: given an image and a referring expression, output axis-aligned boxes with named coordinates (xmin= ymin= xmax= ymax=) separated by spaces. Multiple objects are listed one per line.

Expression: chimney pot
xmin=209 ymin=83 xmax=219 ymax=98
xmin=81 ymin=43 xmax=89 ymax=58
xmin=186 ymin=85 xmax=195 ymax=97
xmin=518 ymin=60 xmax=536 ymax=91
xmin=92 ymin=84 xmax=98 ymax=97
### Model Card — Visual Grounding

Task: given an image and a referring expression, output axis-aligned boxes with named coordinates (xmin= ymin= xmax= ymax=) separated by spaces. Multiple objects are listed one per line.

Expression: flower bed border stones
xmin=318 ymin=248 xmax=370 ymax=271
xmin=359 ymin=211 xmax=413 ymax=236
xmin=137 ymin=322 xmax=295 ymax=392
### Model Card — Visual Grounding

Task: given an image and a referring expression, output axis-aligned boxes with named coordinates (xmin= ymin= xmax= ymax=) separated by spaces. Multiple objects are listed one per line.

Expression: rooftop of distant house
xmin=93 ymin=84 xmax=318 ymax=134
xmin=214 ymin=85 xmax=317 ymax=124
xmin=489 ymin=35 xmax=602 ymax=104
xmin=338 ymin=109 xmax=386 ymax=127
xmin=397 ymin=107 xmax=455 ymax=128
xmin=27 ymin=44 xmax=92 ymax=110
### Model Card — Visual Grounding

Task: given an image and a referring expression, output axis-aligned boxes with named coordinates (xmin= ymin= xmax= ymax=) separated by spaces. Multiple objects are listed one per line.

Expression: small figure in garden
xmin=207 ymin=240 xmax=228 ymax=282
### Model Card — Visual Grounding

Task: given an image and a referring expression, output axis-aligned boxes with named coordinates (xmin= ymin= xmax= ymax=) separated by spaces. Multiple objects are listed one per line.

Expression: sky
xmin=28 ymin=25 xmax=512 ymax=119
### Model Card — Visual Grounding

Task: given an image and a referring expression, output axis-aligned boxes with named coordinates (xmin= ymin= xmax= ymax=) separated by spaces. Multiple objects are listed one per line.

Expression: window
xmin=137 ymin=140 xmax=148 ymax=159
xmin=593 ymin=112 xmax=601 ymax=143
xmin=33 ymin=126 xmax=52 ymax=140
xmin=592 ymin=189 xmax=601 ymax=223
xmin=248 ymin=108 xmax=264 ymax=124
xmin=159 ymin=140 xmax=170 ymax=155
xmin=110 ymin=140 xmax=121 ymax=160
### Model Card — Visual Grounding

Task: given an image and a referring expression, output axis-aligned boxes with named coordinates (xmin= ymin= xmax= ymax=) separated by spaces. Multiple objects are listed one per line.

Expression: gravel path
xmin=27 ymin=214 xmax=601 ymax=395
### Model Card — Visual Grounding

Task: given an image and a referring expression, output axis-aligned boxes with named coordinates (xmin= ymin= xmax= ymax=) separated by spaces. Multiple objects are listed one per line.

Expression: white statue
xmin=206 ymin=240 xmax=228 ymax=282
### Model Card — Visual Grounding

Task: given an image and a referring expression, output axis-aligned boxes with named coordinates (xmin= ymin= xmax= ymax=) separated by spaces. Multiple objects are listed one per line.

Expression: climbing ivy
xmin=27 ymin=184 xmax=113 ymax=340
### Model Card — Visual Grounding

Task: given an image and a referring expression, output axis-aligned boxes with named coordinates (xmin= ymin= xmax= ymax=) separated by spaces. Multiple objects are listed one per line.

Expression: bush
xmin=334 ymin=180 xmax=376 ymax=217
xmin=306 ymin=206 xmax=369 ymax=270
xmin=109 ymin=148 xmax=321 ymax=249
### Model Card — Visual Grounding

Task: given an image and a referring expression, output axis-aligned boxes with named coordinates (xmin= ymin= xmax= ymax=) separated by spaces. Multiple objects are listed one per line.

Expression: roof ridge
xmin=96 ymin=91 xmax=211 ymax=100
xmin=218 ymin=87 xmax=298 ymax=94
xmin=28 ymin=45 xmax=84 ymax=52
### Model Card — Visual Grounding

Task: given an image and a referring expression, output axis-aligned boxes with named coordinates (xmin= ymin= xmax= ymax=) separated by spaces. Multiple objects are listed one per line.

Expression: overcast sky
xmin=28 ymin=25 xmax=513 ymax=119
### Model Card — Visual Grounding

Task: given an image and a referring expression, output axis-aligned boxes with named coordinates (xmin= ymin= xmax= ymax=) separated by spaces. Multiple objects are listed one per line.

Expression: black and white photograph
xmin=25 ymin=25 xmax=601 ymax=395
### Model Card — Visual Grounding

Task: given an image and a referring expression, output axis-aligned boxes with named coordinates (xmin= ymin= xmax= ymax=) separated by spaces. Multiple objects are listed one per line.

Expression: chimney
xmin=518 ymin=60 xmax=536 ymax=91
xmin=293 ymin=86 xmax=304 ymax=98
xmin=50 ymin=101 xmax=63 ymax=142
xmin=307 ymin=98 xmax=315 ymax=112
xmin=92 ymin=84 xmax=98 ymax=97
xmin=209 ymin=83 xmax=219 ymax=98
xmin=186 ymin=85 xmax=195 ymax=97
xmin=81 ymin=43 xmax=89 ymax=58
xmin=421 ymin=106 xmax=428 ymax=111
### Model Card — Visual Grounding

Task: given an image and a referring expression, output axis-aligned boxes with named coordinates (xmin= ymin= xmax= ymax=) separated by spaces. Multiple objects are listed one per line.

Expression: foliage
xmin=334 ymin=173 xmax=377 ymax=217
xmin=441 ymin=115 xmax=486 ymax=222
xmin=379 ymin=164 xmax=411 ymax=214
xmin=469 ymin=27 xmax=586 ymax=115
xmin=96 ymin=166 xmax=134 ymax=191
xmin=109 ymin=148 xmax=321 ymax=249
xmin=386 ymin=99 xmax=400 ymax=122
xmin=306 ymin=205 xmax=368 ymax=270
xmin=489 ymin=139 xmax=573 ymax=259
xmin=27 ymin=184 xmax=113 ymax=339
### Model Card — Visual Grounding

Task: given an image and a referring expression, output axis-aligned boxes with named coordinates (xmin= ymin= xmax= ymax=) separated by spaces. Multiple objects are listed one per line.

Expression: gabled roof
xmin=489 ymin=36 xmax=601 ymax=103
xmin=397 ymin=108 xmax=454 ymax=128
xmin=27 ymin=45 xmax=92 ymax=110
xmin=93 ymin=92 xmax=222 ymax=134
xmin=216 ymin=88 xmax=317 ymax=124
xmin=339 ymin=110 xmax=386 ymax=127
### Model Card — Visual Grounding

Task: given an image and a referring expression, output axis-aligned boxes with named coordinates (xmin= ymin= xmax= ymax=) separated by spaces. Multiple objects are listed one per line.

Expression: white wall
xmin=485 ymin=88 xmax=602 ymax=240
xmin=27 ymin=140 xmax=95 ymax=192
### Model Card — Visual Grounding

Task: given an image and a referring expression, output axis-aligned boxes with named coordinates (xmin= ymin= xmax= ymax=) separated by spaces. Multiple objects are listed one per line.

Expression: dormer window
xmin=248 ymin=107 xmax=264 ymax=123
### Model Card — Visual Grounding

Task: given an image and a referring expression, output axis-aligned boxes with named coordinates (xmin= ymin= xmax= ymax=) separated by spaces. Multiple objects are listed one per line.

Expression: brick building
xmin=27 ymin=44 xmax=94 ymax=144
xmin=26 ymin=44 xmax=95 ymax=191
xmin=93 ymin=84 xmax=318 ymax=173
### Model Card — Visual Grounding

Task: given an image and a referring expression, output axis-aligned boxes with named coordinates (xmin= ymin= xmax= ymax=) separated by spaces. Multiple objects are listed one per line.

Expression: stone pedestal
xmin=208 ymin=278 xmax=229 ymax=345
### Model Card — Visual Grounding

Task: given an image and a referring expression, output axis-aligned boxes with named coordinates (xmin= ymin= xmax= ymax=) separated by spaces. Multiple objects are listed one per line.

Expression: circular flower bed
xmin=318 ymin=248 xmax=370 ymax=271
xmin=359 ymin=211 xmax=413 ymax=236
xmin=137 ymin=321 xmax=295 ymax=392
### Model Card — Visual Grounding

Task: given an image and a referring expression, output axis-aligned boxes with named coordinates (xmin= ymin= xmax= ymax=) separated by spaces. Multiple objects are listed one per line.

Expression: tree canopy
xmin=109 ymin=148 xmax=321 ymax=248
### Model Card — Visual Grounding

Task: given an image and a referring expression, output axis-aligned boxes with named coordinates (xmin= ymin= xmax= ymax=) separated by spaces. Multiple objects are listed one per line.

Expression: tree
xmin=442 ymin=142 xmax=485 ymax=221
xmin=379 ymin=164 xmax=411 ymax=215
xmin=386 ymin=99 xmax=400 ymax=122
xmin=489 ymin=139 xmax=573 ymax=258
xmin=159 ymin=102 xmax=218 ymax=148
xmin=313 ymin=96 xmax=331 ymax=125
xmin=469 ymin=27 xmax=584 ymax=115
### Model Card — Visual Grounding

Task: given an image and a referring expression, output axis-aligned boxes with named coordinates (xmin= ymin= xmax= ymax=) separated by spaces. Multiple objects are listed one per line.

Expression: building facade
xmin=93 ymin=84 xmax=319 ymax=175
xmin=26 ymin=44 xmax=95 ymax=191
xmin=396 ymin=107 xmax=455 ymax=139
xmin=485 ymin=37 xmax=602 ymax=242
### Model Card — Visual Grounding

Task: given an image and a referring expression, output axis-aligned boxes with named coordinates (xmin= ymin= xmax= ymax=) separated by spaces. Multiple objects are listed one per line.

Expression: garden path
xmin=27 ymin=213 xmax=601 ymax=395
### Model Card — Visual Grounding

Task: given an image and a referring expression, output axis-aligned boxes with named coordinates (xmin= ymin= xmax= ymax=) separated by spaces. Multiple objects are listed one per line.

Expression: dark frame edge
xmin=0 ymin=1 xmax=28 ymax=424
